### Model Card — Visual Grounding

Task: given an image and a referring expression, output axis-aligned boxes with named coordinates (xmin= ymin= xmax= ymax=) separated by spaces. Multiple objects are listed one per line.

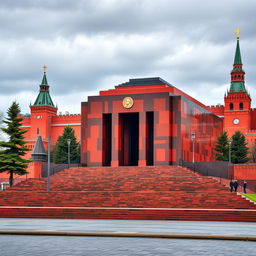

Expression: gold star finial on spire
xmin=43 ymin=64 xmax=47 ymax=73
xmin=234 ymin=28 xmax=242 ymax=39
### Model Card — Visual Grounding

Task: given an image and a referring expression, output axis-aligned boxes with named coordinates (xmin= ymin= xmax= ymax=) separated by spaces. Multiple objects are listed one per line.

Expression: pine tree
xmin=214 ymin=131 xmax=229 ymax=161
xmin=53 ymin=126 xmax=80 ymax=164
xmin=0 ymin=111 xmax=3 ymax=141
xmin=0 ymin=102 xmax=30 ymax=186
xmin=231 ymin=131 xmax=249 ymax=163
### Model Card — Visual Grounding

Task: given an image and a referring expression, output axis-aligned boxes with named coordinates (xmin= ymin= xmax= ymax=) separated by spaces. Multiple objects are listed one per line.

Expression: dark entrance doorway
xmin=102 ymin=114 xmax=112 ymax=166
xmin=146 ymin=112 xmax=154 ymax=165
xmin=119 ymin=113 xmax=139 ymax=166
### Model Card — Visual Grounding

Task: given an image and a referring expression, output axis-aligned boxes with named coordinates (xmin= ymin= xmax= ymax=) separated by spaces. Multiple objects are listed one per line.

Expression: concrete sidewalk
xmin=0 ymin=218 xmax=256 ymax=241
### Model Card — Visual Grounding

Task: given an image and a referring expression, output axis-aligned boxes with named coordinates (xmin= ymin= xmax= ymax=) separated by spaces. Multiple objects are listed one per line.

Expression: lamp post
xmin=191 ymin=132 xmax=196 ymax=171
xmin=228 ymin=139 xmax=232 ymax=165
xmin=67 ymin=139 xmax=71 ymax=168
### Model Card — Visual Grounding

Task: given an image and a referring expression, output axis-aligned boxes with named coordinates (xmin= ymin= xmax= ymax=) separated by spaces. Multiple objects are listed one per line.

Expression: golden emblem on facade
xmin=122 ymin=97 xmax=134 ymax=109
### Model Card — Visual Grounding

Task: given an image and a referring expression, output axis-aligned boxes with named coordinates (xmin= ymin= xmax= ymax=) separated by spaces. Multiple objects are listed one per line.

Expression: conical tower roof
xmin=32 ymin=66 xmax=56 ymax=108
xmin=41 ymin=72 xmax=48 ymax=85
xmin=31 ymin=135 xmax=47 ymax=162
xmin=234 ymin=39 xmax=242 ymax=65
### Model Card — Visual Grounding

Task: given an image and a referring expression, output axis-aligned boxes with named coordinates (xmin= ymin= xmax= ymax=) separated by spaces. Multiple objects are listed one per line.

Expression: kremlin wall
xmin=1 ymin=33 xmax=256 ymax=180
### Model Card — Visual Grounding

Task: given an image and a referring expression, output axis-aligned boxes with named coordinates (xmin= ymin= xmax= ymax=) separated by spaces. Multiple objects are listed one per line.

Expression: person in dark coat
xmin=243 ymin=180 xmax=247 ymax=194
xmin=234 ymin=180 xmax=239 ymax=192
xmin=229 ymin=180 xmax=234 ymax=192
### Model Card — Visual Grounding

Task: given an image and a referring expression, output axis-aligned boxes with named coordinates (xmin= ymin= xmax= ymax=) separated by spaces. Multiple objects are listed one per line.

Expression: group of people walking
xmin=229 ymin=180 xmax=247 ymax=193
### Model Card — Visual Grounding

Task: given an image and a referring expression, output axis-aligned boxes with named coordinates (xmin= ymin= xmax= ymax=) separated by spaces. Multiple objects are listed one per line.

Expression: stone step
xmin=1 ymin=207 xmax=256 ymax=222
xmin=1 ymin=166 xmax=256 ymax=221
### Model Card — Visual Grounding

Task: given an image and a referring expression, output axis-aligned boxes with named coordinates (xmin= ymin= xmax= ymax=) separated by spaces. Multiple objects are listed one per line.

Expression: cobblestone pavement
xmin=1 ymin=235 xmax=256 ymax=256
xmin=1 ymin=218 xmax=256 ymax=237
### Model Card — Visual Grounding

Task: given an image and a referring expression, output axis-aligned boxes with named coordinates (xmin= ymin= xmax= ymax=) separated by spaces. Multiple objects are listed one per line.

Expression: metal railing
xmin=42 ymin=163 xmax=81 ymax=177
xmin=181 ymin=160 xmax=230 ymax=179
xmin=180 ymin=160 xmax=256 ymax=193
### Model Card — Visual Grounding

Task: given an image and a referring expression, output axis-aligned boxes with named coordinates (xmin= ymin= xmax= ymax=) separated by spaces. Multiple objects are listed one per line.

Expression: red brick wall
xmin=0 ymin=162 xmax=44 ymax=179
xmin=234 ymin=165 xmax=256 ymax=180
xmin=21 ymin=109 xmax=81 ymax=161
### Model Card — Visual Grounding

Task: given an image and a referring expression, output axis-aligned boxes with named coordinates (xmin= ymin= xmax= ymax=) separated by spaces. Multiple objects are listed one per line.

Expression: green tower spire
xmin=41 ymin=74 xmax=48 ymax=85
xmin=228 ymin=29 xmax=248 ymax=95
xmin=32 ymin=65 xmax=56 ymax=108
xmin=234 ymin=38 xmax=242 ymax=65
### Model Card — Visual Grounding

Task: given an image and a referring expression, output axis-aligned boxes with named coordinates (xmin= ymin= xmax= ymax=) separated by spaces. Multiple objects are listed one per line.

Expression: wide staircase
xmin=0 ymin=166 xmax=256 ymax=221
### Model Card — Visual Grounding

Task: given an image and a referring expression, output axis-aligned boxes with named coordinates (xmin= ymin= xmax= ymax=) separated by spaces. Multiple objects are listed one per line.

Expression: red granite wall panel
xmin=155 ymin=148 xmax=166 ymax=162
xmin=153 ymin=96 xmax=171 ymax=165
xmin=85 ymin=97 xmax=105 ymax=166
xmin=180 ymin=98 xmax=222 ymax=163
xmin=87 ymin=120 xmax=102 ymax=165
xmin=88 ymin=101 xmax=103 ymax=118
xmin=170 ymin=96 xmax=222 ymax=165
xmin=81 ymin=102 xmax=88 ymax=165
xmin=81 ymin=90 xmax=222 ymax=167
xmin=170 ymin=96 xmax=182 ymax=165
xmin=82 ymin=93 xmax=172 ymax=166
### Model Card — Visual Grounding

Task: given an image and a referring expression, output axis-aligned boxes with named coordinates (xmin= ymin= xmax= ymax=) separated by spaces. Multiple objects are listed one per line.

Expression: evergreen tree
xmin=214 ymin=131 xmax=229 ymax=161
xmin=0 ymin=102 xmax=30 ymax=186
xmin=53 ymin=126 xmax=80 ymax=164
xmin=231 ymin=131 xmax=249 ymax=163
xmin=0 ymin=111 xmax=3 ymax=141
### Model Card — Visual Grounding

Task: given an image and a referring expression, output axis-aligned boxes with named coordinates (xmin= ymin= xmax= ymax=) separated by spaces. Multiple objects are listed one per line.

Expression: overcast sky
xmin=0 ymin=0 xmax=256 ymax=116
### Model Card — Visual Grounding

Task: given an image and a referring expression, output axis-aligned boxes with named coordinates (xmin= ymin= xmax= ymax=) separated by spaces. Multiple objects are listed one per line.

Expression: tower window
xmin=230 ymin=103 xmax=234 ymax=111
xmin=37 ymin=128 xmax=40 ymax=135
xmin=239 ymin=102 xmax=244 ymax=110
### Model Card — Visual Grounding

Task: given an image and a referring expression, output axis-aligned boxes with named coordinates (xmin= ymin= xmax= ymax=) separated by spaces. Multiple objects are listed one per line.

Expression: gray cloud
xmin=0 ymin=0 xmax=256 ymax=115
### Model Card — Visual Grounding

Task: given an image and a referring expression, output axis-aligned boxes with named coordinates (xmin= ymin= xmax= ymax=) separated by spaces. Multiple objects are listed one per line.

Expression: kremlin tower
xmin=209 ymin=30 xmax=256 ymax=148
xmin=223 ymin=29 xmax=252 ymax=135
xmin=21 ymin=66 xmax=81 ymax=159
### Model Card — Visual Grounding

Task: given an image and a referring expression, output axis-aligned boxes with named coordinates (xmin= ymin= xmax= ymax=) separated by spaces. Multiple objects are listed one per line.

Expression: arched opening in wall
xmin=230 ymin=103 xmax=234 ymax=111
xmin=239 ymin=102 xmax=244 ymax=110
xmin=37 ymin=128 xmax=40 ymax=135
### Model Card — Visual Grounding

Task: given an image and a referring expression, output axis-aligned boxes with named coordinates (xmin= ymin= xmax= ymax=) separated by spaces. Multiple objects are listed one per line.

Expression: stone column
xmin=138 ymin=112 xmax=147 ymax=166
xmin=111 ymin=113 xmax=119 ymax=167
